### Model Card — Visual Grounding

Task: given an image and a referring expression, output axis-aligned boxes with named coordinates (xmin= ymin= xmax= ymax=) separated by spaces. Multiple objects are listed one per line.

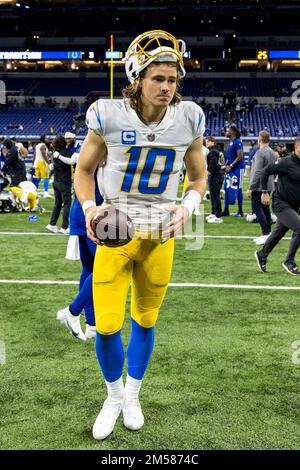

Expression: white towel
xmin=65 ymin=235 xmax=80 ymax=260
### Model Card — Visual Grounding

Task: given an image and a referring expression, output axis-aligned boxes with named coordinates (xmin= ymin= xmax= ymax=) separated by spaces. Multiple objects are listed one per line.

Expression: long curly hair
xmin=122 ymin=62 xmax=182 ymax=113
xmin=52 ymin=135 xmax=66 ymax=152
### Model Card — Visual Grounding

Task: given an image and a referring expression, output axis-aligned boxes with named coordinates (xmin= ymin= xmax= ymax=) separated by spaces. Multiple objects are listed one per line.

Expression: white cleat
xmin=85 ymin=324 xmax=96 ymax=340
xmin=255 ymin=234 xmax=271 ymax=245
xmin=59 ymin=227 xmax=70 ymax=235
xmin=123 ymin=398 xmax=144 ymax=431
xmin=205 ymin=214 xmax=215 ymax=221
xmin=56 ymin=306 xmax=86 ymax=341
xmin=93 ymin=398 xmax=123 ymax=440
xmin=43 ymin=192 xmax=53 ymax=198
xmin=207 ymin=216 xmax=223 ymax=224
xmin=46 ymin=224 xmax=58 ymax=233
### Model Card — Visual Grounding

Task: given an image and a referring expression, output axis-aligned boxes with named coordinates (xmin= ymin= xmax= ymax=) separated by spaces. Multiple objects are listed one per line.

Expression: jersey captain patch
xmin=122 ymin=130 xmax=136 ymax=145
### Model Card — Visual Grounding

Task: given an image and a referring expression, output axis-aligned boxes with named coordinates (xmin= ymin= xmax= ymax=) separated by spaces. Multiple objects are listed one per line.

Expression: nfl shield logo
xmin=147 ymin=133 xmax=155 ymax=142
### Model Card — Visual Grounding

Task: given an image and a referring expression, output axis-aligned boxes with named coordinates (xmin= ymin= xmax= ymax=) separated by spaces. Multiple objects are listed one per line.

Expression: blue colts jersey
xmin=225 ymin=138 xmax=245 ymax=170
xmin=224 ymin=167 xmax=245 ymax=205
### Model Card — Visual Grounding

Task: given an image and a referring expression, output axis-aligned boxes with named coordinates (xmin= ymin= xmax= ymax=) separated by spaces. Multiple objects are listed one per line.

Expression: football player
xmin=11 ymin=180 xmax=44 ymax=212
xmin=32 ymin=135 xmax=51 ymax=198
xmin=74 ymin=30 xmax=207 ymax=440
xmin=222 ymin=125 xmax=245 ymax=217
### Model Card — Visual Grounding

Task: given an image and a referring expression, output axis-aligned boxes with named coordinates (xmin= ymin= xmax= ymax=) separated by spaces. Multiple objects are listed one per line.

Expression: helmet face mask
xmin=124 ymin=30 xmax=186 ymax=83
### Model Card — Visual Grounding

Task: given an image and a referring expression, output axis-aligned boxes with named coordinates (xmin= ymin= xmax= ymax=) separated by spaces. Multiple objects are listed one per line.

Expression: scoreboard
xmin=257 ymin=50 xmax=300 ymax=60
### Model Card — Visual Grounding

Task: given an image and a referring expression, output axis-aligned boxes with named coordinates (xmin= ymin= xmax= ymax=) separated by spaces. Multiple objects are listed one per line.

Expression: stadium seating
xmin=181 ymin=77 xmax=292 ymax=97
xmin=204 ymin=106 xmax=300 ymax=137
xmin=0 ymin=108 xmax=75 ymax=137
xmin=4 ymin=77 xmax=110 ymax=97
xmin=1 ymin=104 xmax=299 ymax=138
xmin=1 ymin=73 xmax=300 ymax=138
xmin=2 ymin=76 xmax=296 ymax=97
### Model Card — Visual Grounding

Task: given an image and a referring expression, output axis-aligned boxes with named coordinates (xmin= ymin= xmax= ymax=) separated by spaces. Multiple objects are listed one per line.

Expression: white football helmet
xmin=124 ymin=29 xmax=186 ymax=83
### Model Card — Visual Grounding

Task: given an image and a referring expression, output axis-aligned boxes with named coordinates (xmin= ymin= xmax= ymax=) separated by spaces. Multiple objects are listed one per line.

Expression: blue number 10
xmin=120 ymin=147 xmax=176 ymax=195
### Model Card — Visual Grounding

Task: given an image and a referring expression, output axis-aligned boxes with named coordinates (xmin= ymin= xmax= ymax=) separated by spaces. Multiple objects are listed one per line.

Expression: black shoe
xmin=282 ymin=261 xmax=300 ymax=275
xmin=221 ymin=209 xmax=230 ymax=217
xmin=255 ymin=250 xmax=268 ymax=273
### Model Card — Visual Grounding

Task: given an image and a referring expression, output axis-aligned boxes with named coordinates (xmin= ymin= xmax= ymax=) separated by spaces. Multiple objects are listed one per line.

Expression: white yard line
xmin=0 ymin=279 xmax=299 ymax=290
xmin=0 ymin=232 xmax=292 ymax=240
xmin=0 ymin=232 xmax=60 ymax=236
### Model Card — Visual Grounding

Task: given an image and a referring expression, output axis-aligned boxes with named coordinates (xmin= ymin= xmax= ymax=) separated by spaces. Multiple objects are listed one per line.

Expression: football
xmin=91 ymin=206 xmax=135 ymax=247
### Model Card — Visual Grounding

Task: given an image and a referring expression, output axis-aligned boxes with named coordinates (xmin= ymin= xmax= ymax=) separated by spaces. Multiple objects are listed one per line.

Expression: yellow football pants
xmin=93 ymin=236 xmax=175 ymax=335
xmin=11 ymin=187 xmax=37 ymax=210
xmin=35 ymin=161 xmax=49 ymax=179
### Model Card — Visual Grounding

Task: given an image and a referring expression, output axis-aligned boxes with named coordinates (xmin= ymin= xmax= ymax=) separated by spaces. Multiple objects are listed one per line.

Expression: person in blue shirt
xmin=222 ymin=125 xmax=245 ymax=217
xmin=55 ymin=148 xmax=103 ymax=340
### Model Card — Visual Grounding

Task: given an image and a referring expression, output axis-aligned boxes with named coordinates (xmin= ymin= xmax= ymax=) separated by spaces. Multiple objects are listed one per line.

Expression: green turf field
xmin=0 ymin=186 xmax=300 ymax=450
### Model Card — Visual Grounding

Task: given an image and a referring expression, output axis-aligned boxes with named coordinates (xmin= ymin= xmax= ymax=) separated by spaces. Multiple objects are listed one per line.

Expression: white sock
xmin=125 ymin=375 xmax=143 ymax=403
xmin=105 ymin=377 xmax=124 ymax=404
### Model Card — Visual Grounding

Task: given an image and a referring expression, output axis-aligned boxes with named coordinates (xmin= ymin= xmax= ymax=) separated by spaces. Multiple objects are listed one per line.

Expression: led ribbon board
xmin=0 ymin=51 xmax=82 ymax=60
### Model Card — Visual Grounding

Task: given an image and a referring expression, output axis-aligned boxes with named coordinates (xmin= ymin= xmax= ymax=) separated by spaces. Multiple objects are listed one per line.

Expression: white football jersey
xmin=19 ymin=181 xmax=37 ymax=194
xmin=86 ymin=98 xmax=205 ymax=231
xmin=34 ymin=142 xmax=47 ymax=167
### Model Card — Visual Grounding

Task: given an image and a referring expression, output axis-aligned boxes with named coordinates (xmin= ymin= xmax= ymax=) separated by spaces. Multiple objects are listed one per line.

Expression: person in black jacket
xmin=255 ymin=136 xmax=300 ymax=275
xmin=1 ymin=139 xmax=26 ymax=186
xmin=46 ymin=135 xmax=72 ymax=234
xmin=205 ymin=136 xmax=225 ymax=223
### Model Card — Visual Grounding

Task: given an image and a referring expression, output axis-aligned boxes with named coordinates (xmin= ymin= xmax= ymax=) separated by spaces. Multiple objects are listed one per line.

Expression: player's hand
xmin=246 ymin=189 xmax=252 ymax=198
xmin=162 ymin=205 xmax=189 ymax=240
xmin=225 ymin=164 xmax=231 ymax=173
xmin=52 ymin=151 xmax=60 ymax=159
xmin=85 ymin=203 xmax=111 ymax=245
xmin=261 ymin=193 xmax=270 ymax=205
